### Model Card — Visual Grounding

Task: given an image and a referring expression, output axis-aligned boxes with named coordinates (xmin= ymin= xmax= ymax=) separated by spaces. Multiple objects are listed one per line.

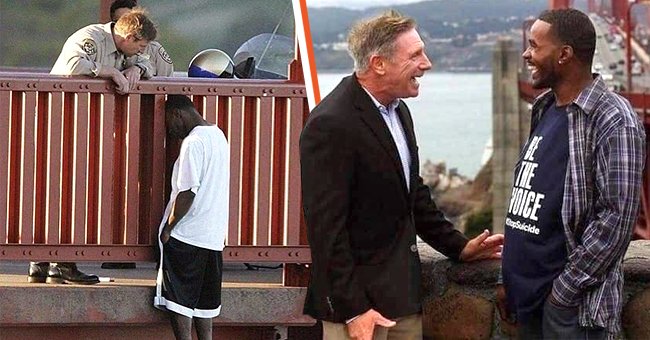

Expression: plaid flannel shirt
xmin=530 ymin=75 xmax=646 ymax=335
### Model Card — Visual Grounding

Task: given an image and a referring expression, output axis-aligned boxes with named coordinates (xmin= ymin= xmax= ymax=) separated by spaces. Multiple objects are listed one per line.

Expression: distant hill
xmin=0 ymin=0 xmax=593 ymax=72
xmin=0 ymin=0 xmax=295 ymax=71
xmin=308 ymin=0 xmax=574 ymax=71
xmin=144 ymin=0 xmax=294 ymax=69
xmin=308 ymin=0 xmax=550 ymax=44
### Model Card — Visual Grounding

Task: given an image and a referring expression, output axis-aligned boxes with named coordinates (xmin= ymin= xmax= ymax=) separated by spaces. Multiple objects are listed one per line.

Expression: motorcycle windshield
xmin=233 ymin=33 xmax=294 ymax=79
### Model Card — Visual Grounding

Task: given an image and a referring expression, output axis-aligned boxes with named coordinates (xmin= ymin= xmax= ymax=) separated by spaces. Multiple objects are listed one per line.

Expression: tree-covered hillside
xmin=0 ymin=0 xmax=294 ymax=71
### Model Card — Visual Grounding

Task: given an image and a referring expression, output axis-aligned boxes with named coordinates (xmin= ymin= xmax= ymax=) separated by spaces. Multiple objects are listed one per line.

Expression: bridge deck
xmin=0 ymin=261 xmax=315 ymax=339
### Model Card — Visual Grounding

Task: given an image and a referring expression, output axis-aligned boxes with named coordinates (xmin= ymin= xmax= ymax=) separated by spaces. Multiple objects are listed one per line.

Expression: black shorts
xmin=160 ymin=237 xmax=223 ymax=318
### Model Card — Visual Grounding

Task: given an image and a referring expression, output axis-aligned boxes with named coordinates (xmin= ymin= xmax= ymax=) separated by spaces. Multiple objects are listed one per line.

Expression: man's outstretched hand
xmin=459 ymin=229 xmax=503 ymax=262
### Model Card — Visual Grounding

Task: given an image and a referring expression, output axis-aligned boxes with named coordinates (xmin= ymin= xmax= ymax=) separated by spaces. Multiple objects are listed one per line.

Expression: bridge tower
xmin=611 ymin=0 xmax=629 ymax=24
xmin=587 ymin=0 xmax=599 ymax=13
xmin=549 ymin=0 xmax=572 ymax=9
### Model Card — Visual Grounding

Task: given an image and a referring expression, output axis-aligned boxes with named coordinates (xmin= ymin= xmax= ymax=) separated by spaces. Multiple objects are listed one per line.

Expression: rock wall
xmin=420 ymin=240 xmax=650 ymax=339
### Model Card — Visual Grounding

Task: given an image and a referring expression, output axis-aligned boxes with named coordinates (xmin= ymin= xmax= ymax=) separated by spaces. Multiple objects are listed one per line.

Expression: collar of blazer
xmin=348 ymin=74 xmax=418 ymax=196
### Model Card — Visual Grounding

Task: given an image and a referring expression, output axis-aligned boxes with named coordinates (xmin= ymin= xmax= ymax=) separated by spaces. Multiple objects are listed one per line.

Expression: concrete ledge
xmin=420 ymin=240 xmax=650 ymax=339
xmin=0 ymin=325 xmax=280 ymax=340
xmin=0 ymin=279 xmax=314 ymax=327
xmin=5 ymin=241 xmax=648 ymax=339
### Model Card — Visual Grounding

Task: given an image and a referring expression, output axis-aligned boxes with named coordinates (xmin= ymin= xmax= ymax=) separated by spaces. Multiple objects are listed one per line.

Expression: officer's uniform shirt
xmin=143 ymin=41 xmax=174 ymax=76
xmin=51 ymin=22 xmax=153 ymax=78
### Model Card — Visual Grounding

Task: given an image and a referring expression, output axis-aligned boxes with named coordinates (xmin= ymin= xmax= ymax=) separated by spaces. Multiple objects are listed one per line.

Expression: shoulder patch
xmin=158 ymin=46 xmax=173 ymax=64
xmin=82 ymin=39 xmax=97 ymax=56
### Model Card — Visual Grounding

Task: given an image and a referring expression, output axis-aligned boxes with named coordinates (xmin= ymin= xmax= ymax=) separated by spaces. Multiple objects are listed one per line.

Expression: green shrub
xmin=464 ymin=208 xmax=493 ymax=239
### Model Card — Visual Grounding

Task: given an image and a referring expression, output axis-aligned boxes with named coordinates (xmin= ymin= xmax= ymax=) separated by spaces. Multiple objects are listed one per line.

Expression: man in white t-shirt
xmin=153 ymin=95 xmax=229 ymax=340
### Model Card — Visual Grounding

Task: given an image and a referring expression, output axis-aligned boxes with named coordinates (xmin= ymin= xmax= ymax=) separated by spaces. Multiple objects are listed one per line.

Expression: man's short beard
xmin=532 ymin=72 xmax=558 ymax=90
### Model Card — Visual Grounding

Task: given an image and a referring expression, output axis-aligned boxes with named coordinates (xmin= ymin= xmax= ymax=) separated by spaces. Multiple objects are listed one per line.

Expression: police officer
xmin=50 ymin=8 xmax=157 ymax=94
xmin=28 ymin=8 xmax=158 ymax=285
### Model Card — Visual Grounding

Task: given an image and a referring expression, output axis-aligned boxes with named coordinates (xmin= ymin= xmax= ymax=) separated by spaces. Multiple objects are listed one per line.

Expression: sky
xmin=306 ymin=0 xmax=426 ymax=10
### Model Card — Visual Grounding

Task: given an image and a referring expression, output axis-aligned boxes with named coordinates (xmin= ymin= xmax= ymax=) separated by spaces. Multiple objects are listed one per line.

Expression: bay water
xmin=316 ymin=72 xmax=492 ymax=178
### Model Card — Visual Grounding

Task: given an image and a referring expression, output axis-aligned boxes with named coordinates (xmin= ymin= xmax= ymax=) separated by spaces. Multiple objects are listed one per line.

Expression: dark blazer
xmin=300 ymin=74 xmax=469 ymax=323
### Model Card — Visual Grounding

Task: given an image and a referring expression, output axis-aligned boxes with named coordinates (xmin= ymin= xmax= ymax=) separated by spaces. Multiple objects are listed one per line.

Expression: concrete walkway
xmin=0 ymin=260 xmax=315 ymax=340
xmin=0 ymin=261 xmax=284 ymax=286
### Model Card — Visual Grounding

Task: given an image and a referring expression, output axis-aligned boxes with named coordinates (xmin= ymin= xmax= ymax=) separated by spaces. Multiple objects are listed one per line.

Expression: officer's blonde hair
xmin=114 ymin=7 xmax=157 ymax=42
xmin=347 ymin=10 xmax=416 ymax=72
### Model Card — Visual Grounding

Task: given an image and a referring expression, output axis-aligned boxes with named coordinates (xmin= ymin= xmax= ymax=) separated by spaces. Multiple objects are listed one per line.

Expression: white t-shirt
xmin=159 ymin=125 xmax=229 ymax=251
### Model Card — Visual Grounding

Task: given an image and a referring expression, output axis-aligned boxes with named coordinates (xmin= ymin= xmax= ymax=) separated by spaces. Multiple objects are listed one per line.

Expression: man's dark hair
xmin=538 ymin=8 xmax=596 ymax=65
xmin=110 ymin=0 xmax=137 ymax=21
xmin=165 ymin=95 xmax=195 ymax=113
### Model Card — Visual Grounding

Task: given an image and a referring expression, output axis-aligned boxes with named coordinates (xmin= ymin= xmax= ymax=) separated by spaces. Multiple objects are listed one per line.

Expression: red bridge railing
xmin=0 ymin=73 xmax=311 ymax=264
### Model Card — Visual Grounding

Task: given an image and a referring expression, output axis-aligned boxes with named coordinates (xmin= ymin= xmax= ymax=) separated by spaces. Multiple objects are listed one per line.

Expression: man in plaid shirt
xmin=497 ymin=8 xmax=646 ymax=339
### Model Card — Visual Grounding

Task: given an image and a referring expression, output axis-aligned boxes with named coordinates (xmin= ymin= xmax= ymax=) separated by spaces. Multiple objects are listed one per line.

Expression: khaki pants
xmin=322 ymin=314 xmax=422 ymax=340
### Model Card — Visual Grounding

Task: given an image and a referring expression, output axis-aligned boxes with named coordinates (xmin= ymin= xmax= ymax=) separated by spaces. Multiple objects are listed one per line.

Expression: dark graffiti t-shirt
xmin=502 ymin=103 xmax=569 ymax=322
